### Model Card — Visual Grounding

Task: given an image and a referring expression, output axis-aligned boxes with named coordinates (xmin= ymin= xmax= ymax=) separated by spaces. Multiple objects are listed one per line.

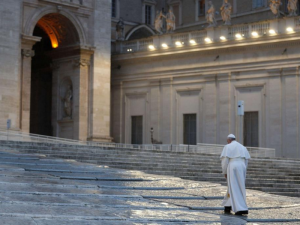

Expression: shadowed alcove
xmin=30 ymin=13 xmax=80 ymax=136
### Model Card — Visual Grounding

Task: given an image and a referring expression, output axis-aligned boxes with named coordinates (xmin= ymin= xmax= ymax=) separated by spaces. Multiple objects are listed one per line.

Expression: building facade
xmin=1 ymin=0 xmax=300 ymax=158
xmin=111 ymin=0 xmax=300 ymax=158
xmin=0 ymin=0 xmax=112 ymax=142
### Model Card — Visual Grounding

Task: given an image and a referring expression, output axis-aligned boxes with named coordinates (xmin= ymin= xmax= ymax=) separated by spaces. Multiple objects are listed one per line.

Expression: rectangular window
xmin=253 ymin=0 xmax=264 ymax=8
xmin=244 ymin=112 xmax=259 ymax=147
xmin=112 ymin=0 xmax=116 ymax=18
xmin=183 ymin=114 xmax=197 ymax=145
xmin=145 ymin=5 xmax=152 ymax=25
xmin=172 ymin=5 xmax=180 ymax=26
xmin=199 ymin=0 xmax=205 ymax=16
xmin=131 ymin=116 xmax=143 ymax=144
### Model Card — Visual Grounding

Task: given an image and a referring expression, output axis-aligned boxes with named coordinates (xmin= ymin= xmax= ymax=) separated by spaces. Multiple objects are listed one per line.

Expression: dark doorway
xmin=131 ymin=116 xmax=143 ymax=144
xmin=184 ymin=114 xmax=197 ymax=145
xmin=30 ymin=26 xmax=53 ymax=136
xmin=244 ymin=111 xmax=259 ymax=147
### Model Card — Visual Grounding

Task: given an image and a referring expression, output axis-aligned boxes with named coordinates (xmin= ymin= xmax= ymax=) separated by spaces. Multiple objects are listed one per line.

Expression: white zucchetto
xmin=227 ymin=134 xmax=236 ymax=139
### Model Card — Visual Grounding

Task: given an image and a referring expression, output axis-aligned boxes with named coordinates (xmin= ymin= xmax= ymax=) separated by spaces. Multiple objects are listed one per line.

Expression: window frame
xmin=145 ymin=4 xmax=152 ymax=25
xmin=252 ymin=0 xmax=265 ymax=9
xmin=112 ymin=0 xmax=116 ymax=18
xmin=198 ymin=0 xmax=205 ymax=16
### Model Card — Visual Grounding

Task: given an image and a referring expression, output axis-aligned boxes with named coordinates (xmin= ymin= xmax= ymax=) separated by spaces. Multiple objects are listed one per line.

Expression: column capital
xmin=21 ymin=49 xmax=35 ymax=58
xmin=73 ymin=59 xmax=91 ymax=68
xmin=21 ymin=34 xmax=41 ymax=49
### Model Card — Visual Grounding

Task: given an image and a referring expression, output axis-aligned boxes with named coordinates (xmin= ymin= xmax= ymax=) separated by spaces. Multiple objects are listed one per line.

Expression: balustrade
xmin=118 ymin=17 xmax=300 ymax=54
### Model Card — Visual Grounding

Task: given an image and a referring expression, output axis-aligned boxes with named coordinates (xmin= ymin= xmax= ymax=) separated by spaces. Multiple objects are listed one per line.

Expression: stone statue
xmin=116 ymin=18 xmax=125 ymax=40
xmin=61 ymin=85 xmax=73 ymax=119
xmin=166 ymin=8 xmax=176 ymax=32
xmin=288 ymin=0 xmax=298 ymax=16
xmin=155 ymin=10 xmax=164 ymax=34
xmin=269 ymin=0 xmax=281 ymax=18
xmin=220 ymin=0 xmax=232 ymax=25
xmin=206 ymin=1 xmax=217 ymax=27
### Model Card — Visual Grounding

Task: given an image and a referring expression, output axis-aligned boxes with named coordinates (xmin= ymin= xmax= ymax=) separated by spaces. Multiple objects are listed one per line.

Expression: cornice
xmin=112 ymin=57 xmax=300 ymax=83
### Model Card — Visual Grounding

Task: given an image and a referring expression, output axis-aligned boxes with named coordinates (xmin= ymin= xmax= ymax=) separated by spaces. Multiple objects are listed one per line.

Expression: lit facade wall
xmin=112 ymin=16 xmax=300 ymax=158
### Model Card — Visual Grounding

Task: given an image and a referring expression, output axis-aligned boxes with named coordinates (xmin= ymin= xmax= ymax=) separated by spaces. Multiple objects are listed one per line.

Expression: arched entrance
xmin=21 ymin=12 xmax=93 ymax=140
xmin=30 ymin=13 xmax=80 ymax=136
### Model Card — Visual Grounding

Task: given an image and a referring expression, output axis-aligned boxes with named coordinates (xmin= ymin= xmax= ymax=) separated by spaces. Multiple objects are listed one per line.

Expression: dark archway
xmin=30 ymin=26 xmax=53 ymax=136
xmin=30 ymin=13 xmax=80 ymax=136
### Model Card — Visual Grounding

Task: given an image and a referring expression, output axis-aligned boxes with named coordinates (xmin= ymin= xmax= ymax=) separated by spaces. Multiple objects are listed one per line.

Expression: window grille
xmin=252 ymin=0 xmax=264 ymax=8
xmin=145 ymin=5 xmax=152 ymax=25
xmin=112 ymin=0 xmax=116 ymax=17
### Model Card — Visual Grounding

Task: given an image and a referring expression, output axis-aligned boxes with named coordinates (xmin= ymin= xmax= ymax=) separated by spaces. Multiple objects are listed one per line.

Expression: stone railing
xmin=115 ymin=16 xmax=300 ymax=54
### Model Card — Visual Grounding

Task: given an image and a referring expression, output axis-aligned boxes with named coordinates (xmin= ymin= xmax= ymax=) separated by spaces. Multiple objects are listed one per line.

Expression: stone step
xmin=246 ymin=183 xmax=300 ymax=188
xmin=17 ymin=150 xmax=299 ymax=167
xmin=77 ymin=160 xmax=300 ymax=174
xmin=250 ymin=187 xmax=300 ymax=193
xmin=8 ymin=149 xmax=300 ymax=170
xmin=269 ymin=192 xmax=300 ymax=197
xmin=2 ymin=140 xmax=300 ymax=198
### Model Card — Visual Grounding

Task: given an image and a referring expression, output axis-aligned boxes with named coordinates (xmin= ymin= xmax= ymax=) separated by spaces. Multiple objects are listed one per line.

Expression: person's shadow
xmin=220 ymin=213 xmax=248 ymax=225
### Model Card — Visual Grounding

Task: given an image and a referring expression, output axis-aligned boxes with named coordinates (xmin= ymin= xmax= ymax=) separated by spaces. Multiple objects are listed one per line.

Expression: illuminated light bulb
xmin=235 ymin=33 xmax=242 ymax=39
xmin=189 ymin=39 xmax=196 ymax=45
xmin=204 ymin=37 xmax=212 ymax=43
xmin=148 ymin=45 xmax=155 ymax=50
xmin=52 ymin=43 xmax=58 ymax=48
xmin=161 ymin=43 xmax=168 ymax=48
xmin=220 ymin=36 xmax=226 ymax=41
xmin=251 ymin=31 xmax=259 ymax=37
xmin=286 ymin=27 xmax=294 ymax=32
xmin=175 ymin=41 xmax=183 ymax=46
xmin=269 ymin=29 xmax=276 ymax=35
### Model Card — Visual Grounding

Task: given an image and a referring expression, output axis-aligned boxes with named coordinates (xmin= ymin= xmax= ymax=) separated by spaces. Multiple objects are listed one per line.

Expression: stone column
xmin=73 ymin=56 xmax=91 ymax=141
xmin=20 ymin=35 xmax=41 ymax=132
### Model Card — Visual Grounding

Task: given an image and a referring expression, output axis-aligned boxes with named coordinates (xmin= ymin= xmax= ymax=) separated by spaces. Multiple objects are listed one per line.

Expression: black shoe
xmin=224 ymin=206 xmax=231 ymax=213
xmin=235 ymin=210 xmax=248 ymax=215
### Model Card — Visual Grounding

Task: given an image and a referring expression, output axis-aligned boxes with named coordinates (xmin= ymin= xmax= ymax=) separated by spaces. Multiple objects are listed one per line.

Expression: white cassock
xmin=220 ymin=141 xmax=251 ymax=213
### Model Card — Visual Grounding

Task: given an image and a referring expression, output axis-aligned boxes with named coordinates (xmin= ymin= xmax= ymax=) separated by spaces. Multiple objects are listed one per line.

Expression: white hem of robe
xmin=221 ymin=158 xmax=248 ymax=213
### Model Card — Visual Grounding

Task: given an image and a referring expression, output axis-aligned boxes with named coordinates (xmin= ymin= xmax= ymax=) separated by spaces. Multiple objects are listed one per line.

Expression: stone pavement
xmin=0 ymin=149 xmax=300 ymax=224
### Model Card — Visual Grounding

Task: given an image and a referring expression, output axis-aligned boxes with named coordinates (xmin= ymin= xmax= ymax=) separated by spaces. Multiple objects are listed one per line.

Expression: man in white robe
xmin=220 ymin=134 xmax=251 ymax=215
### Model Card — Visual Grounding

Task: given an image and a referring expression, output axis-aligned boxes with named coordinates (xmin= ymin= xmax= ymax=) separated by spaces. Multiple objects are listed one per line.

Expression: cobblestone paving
xmin=0 ymin=149 xmax=300 ymax=224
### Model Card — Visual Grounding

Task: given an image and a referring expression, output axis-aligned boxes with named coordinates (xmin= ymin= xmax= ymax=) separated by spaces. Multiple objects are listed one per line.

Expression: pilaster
xmin=20 ymin=35 xmax=41 ymax=132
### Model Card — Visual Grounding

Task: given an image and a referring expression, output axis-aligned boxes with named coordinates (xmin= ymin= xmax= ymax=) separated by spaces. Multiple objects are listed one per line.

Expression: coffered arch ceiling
xmin=36 ymin=13 xmax=80 ymax=48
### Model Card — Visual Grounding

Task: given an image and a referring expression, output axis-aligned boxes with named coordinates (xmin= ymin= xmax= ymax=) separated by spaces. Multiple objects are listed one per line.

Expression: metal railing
xmin=0 ymin=128 xmax=275 ymax=158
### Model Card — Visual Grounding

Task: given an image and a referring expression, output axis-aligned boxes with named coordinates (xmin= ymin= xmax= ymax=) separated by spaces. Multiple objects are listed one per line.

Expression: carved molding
xmin=39 ymin=0 xmax=86 ymax=8
xmin=73 ymin=59 xmax=91 ymax=68
xmin=22 ymin=49 xmax=35 ymax=58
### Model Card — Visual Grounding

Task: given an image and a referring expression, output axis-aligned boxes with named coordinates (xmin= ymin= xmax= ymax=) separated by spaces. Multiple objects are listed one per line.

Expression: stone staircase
xmin=1 ymin=140 xmax=300 ymax=197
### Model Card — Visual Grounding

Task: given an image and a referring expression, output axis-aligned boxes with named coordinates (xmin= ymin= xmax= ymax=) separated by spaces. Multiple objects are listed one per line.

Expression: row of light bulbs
xmin=146 ymin=27 xmax=294 ymax=51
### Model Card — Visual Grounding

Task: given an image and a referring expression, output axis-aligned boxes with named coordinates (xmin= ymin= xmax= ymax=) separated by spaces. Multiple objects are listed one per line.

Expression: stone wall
xmin=0 ymin=0 xmax=22 ymax=129
xmin=0 ymin=0 xmax=112 ymax=142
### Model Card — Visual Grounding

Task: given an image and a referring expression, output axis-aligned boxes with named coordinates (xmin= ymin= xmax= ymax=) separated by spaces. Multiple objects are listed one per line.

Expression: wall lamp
xmin=148 ymin=45 xmax=155 ymax=50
